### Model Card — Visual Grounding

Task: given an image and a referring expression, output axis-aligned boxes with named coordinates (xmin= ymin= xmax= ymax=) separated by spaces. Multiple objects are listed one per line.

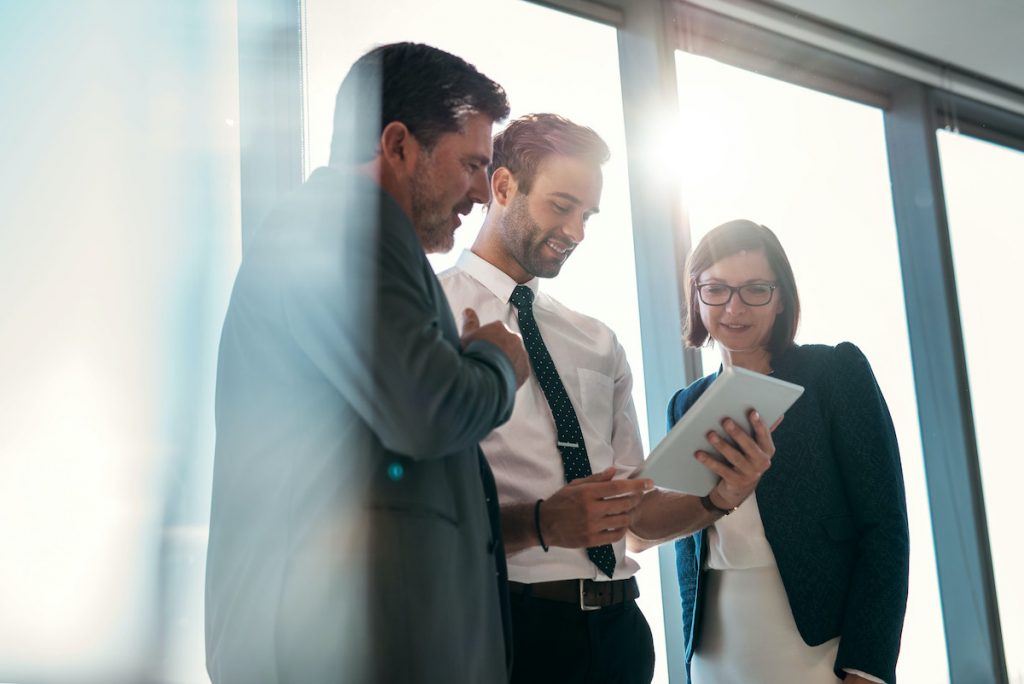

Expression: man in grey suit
xmin=206 ymin=42 xmax=529 ymax=684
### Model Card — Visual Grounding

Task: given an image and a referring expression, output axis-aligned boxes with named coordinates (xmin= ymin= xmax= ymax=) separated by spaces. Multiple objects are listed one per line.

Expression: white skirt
xmin=690 ymin=566 xmax=842 ymax=684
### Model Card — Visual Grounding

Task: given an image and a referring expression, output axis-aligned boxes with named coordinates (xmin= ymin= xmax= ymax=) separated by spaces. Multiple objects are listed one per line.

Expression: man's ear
xmin=379 ymin=121 xmax=420 ymax=176
xmin=491 ymin=167 xmax=516 ymax=207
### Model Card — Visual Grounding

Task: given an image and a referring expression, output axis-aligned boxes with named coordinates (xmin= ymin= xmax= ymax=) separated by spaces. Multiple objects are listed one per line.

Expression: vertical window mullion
xmin=615 ymin=1 xmax=690 ymax=681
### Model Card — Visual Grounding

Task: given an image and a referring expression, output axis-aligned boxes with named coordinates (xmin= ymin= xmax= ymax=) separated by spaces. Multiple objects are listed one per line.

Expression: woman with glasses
xmin=669 ymin=219 xmax=909 ymax=684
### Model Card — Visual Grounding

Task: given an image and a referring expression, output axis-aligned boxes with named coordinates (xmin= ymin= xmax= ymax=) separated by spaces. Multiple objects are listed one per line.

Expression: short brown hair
xmin=684 ymin=219 xmax=801 ymax=353
xmin=490 ymin=113 xmax=610 ymax=195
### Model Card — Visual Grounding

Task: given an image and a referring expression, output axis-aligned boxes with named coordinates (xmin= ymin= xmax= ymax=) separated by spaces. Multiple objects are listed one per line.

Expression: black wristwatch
xmin=700 ymin=492 xmax=738 ymax=516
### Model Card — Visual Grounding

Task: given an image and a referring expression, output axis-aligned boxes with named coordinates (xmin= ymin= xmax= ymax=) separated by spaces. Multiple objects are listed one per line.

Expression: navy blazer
xmin=670 ymin=343 xmax=909 ymax=683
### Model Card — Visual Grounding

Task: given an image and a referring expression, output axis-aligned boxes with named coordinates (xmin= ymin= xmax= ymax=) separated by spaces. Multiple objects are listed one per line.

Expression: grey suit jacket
xmin=206 ymin=167 xmax=516 ymax=684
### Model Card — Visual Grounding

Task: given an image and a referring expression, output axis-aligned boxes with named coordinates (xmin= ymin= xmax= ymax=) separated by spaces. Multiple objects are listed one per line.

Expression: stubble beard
xmin=500 ymin=193 xmax=563 ymax=279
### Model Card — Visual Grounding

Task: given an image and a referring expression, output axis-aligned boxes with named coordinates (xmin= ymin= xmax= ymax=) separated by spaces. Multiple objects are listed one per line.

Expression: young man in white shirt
xmin=439 ymin=114 xmax=777 ymax=683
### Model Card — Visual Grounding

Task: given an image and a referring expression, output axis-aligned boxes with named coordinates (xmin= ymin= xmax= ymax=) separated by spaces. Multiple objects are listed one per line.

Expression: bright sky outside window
xmin=939 ymin=129 xmax=1024 ymax=684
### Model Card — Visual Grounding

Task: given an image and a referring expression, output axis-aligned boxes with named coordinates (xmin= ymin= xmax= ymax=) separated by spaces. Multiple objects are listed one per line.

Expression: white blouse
xmin=702 ymin=488 xmax=886 ymax=683
xmin=705 ymin=492 xmax=777 ymax=570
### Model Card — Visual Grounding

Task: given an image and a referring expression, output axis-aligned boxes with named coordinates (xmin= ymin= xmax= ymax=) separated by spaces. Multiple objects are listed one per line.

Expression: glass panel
xmin=674 ymin=50 xmax=950 ymax=683
xmin=938 ymin=129 xmax=1024 ymax=683
xmin=304 ymin=3 xmax=665 ymax=682
xmin=0 ymin=3 xmax=240 ymax=682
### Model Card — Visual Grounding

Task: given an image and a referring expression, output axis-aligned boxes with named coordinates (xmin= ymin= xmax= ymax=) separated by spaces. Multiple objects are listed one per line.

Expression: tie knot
xmin=510 ymin=285 xmax=535 ymax=310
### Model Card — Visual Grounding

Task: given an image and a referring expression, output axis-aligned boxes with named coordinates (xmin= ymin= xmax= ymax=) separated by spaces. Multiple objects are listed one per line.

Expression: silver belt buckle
xmin=578 ymin=579 xmax=601 ymax=611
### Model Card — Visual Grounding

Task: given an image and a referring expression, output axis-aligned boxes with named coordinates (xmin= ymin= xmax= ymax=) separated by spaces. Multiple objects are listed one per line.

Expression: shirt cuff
xmin=843 ymin=668 xmax=886 ymax=683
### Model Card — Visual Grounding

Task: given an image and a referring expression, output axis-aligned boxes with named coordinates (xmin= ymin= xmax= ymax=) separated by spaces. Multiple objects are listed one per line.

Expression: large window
xmin=303 ymin=2 xmax=665 ymax=681
xmin=674 ymin=50 xmax=950 ymax=683
xmin=4 ymin=1 xmax=1022 ymax=682
xmin=938 ymin=129 xmax=1024 ymax=683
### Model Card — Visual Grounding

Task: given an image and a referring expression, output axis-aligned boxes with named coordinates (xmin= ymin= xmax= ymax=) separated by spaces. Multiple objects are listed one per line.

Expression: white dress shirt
xmin=439 ymin=250 xmax=645 ymax=583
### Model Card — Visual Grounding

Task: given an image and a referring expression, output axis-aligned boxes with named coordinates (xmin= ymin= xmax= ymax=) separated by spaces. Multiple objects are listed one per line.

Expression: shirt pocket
xmin=577 ymin=368 xmax=615 ymax=469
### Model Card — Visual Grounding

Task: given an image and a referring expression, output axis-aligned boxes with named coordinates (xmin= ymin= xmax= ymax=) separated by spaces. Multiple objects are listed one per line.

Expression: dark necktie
xmin=509 ymin=284 xmax=616 ymax=578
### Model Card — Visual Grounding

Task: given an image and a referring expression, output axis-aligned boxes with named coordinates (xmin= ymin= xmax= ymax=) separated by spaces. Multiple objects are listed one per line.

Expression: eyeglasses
xmin=696 ymin=282 xmax=777 ymax=307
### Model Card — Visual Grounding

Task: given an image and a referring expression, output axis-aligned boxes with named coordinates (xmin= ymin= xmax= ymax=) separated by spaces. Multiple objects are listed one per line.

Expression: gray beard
xmin=409 ymin=161 xmax=454 ymax=254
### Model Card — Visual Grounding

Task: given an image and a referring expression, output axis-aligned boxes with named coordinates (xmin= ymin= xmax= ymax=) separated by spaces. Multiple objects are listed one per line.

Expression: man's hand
xmin=540 ymin=467 xmax=653 ymax=548
xmin=460 ymin=308 xmax=530 ymax=388
xmin=696 ymin=409 xmax=778 ymax=510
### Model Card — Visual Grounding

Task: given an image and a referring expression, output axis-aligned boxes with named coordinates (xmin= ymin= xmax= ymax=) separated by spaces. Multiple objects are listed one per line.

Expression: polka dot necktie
xmin=510 ymin=285 xmax=617 ymax=579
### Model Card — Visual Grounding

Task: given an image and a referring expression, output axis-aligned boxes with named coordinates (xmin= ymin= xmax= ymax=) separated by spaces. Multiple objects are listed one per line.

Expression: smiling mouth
xmin=544 ymin=239 xmax=573 ymax=257
xmin=721 ymin=323 xmax=749 ymax=330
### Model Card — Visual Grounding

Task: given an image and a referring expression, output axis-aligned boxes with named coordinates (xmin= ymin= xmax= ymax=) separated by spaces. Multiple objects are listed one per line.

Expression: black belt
xmin=508 ymin=577 xmax=639 ymax=611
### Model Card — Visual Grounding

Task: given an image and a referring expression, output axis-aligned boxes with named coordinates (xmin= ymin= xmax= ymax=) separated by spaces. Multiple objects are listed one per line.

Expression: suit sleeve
xmin=279 ymin=198 xmax=516 ymax=460
xmin=829 ymin=342 xmax=910 ymax=683
xmin=666 ymin=388 xmax=685 ymax=430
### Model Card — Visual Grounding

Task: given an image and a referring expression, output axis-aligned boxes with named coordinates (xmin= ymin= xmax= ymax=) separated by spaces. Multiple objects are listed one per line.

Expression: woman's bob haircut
xmin=684 ymin=219 xmax=801 ymax=354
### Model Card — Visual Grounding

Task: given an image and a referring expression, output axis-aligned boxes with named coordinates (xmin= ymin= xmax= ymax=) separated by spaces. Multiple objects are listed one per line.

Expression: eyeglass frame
xmin=695 ymin=281 xmax=778 ymax=307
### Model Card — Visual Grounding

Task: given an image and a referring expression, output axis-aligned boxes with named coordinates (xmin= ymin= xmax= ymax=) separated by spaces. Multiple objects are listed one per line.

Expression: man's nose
xmin=562 ymin=213 xmax=586 ymax=244
xmin=467 ymin=166 xmax=490 ymax=205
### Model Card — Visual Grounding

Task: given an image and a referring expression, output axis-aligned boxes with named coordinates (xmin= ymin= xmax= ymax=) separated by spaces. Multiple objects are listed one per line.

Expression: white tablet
xmin=636 ymin=365 xmax=804 ymax=496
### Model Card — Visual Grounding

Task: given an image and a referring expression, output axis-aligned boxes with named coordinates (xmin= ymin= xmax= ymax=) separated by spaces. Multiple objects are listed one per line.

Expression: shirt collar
xmin=456 ymin=249 xmax=540 ymax=304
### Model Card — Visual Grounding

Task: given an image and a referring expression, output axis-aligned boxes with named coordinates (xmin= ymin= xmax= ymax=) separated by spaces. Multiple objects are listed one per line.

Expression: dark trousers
xmin=509 ymin=591 xmax=655 ymax=684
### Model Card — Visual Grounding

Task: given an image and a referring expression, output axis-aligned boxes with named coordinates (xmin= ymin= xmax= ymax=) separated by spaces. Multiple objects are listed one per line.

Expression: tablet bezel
xmin=637 ymin=365 xmax=805 ymax=496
